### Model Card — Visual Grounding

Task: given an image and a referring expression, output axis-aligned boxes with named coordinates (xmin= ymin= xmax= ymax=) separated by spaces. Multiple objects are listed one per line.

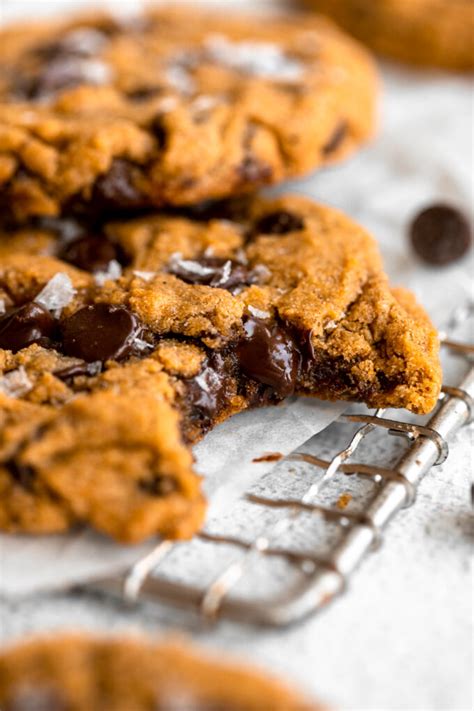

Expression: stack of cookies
xmin=0 ymin=5 xmax=442 ymax=546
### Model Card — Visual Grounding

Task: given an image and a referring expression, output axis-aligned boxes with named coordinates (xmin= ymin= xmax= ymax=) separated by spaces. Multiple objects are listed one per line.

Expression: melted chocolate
xmin=58 ymin=234 xmax=123 ymax=273
xmin=237 ymin=318 xmax=301 ymax=398
xmin=0 ymin=303 xmax=55 ymax=353
xmin=92 ymin=160 xmax=146 ymax=211
xmin=7 ymin=460 xmax=36 ymax=492
xmin=60 ymin=304 xmax=141 ymax=362
xmin=255 ymin=210 xmax=304 ymax=235
xmin=186 ymin=352 xmax=230 ymax=422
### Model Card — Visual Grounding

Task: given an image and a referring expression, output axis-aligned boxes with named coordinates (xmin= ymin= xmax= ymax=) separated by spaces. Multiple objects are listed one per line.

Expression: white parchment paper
xmin=0 ymin=399 xmax=344 ymax=597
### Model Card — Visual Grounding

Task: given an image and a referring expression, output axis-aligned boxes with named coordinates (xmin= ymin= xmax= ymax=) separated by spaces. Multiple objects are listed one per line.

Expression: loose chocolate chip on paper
xmin=255 ymin=210 xmax=305 ymax=235
xmin=237 ymin=317 xmax=301 ymax=398
xmin=0 ymin=303 xmax=55 ymax=353
xmin=60 ymin=304 xmax=141 ymax=362
xmin=410 ymin=204 xmax=471 ymax=265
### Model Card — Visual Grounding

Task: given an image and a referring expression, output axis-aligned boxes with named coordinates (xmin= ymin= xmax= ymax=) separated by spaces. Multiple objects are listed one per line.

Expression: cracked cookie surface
xmin=0 ymin=634 xmax=320 ymax=711
xmin=0 ymin=195 xmax=441 ymax=542
xmin=299 ymin=0 xmax=474 ymax=70
xmin=0 ymin=6 xmax=377 ymax=221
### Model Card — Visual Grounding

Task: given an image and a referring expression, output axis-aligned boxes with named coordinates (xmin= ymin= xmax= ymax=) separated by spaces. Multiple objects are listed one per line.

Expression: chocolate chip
xmin=138 ymin=475 xmax=177 ymax=497
xmin=237 ymin=318 xmax=301 ymax=398
xmin=186 ymin=352 xmax=230 ymax=421
xmin=176 ymin=196 xmax=254 ymax=225
xmin=168 ymin=256 xmax=254 ymax=291
xmin=322 ymin=121 xmax=348 ymax=156
xmin=92 ymin=160 xmax=146 ymax=211
xmin=299 ymin=328 xmax=315 ymax=363
xmin=255 ymin=210 xmax=305 ymax=235
xmin=410 ymin=204 xmax=471 ymax=265
xmin=0 ymin=303 xmax=55 ymax=353
xmin=58 ymin=235 xmax=124 ymax=273
xmin=127 ymin=86 xmax=163 ymax=102
xmin=60 ymin=304 xmax=141 ymax=362
xmin=7 ymin=460 xmax=36 ymax=492
xmin=151 ymin=115 xmax=168 ymax=149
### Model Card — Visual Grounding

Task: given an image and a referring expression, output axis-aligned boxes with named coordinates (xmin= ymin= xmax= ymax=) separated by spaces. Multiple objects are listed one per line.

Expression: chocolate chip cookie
xmin=0 ymin=634 xmax=321 ymax=711
xmin=0 ymin=195 xmax=441 ymax=542
xmin=0 ymin=6 xmax=378 ymax=221
xmin=299 ymin=0 xmax=474 ymax=70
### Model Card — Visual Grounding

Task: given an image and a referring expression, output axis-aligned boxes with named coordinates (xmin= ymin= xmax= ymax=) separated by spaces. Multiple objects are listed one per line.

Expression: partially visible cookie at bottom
xmin=0 ymin=634 xmax=323 ymax=710
xmin=298 ymin=0 xmax=474 ymax=70
xmin=0 ymin=195 xmax=441 ymax=543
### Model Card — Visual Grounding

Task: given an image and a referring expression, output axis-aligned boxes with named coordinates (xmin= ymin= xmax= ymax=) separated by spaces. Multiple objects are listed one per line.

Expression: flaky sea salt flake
xmin=35 ymin=273 xmax=76 ymax=316
xmin=191 ymin=94 xmax=221 ymax=113
xmin=133 ymin=270 xmax=156 ymax=282
xmin=63 ymin=28 xmax=108 ymax=56
xmin=94 ymin=260 xmax=122 ymax=286
xmin=133 ymin=337 xmax=154 ymax=353
xmin=204 ymin=34 xmax=304 ymax=81
xmin=166 ymin=64 xmax=196 ymax=95
xmin=248 ymin=305 xmax=271 ymax=319
xmin=0 ymin=367 xmax=33 ymax=398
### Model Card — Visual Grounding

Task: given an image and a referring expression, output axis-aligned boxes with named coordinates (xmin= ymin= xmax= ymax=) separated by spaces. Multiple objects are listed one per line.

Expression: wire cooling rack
xmin=88 ymin=302 xmax=474 ymax=628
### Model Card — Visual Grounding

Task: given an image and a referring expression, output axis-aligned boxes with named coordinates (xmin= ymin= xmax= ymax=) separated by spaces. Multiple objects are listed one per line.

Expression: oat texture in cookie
xmin=0 ymin=6 xmax=378 ymax=220
xmin=0 ymin=195 xmax=441 ymax=542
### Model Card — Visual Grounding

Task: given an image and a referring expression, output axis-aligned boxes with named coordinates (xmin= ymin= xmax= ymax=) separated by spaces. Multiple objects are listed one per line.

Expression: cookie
xmin=0 ymin=634 xmax=321 ymax=710
xmin=0 ymin=195 xmax=441 ymax=542
xmin=0 ymin=6 xmax=378 ymax=222
xmin=299 ymin=0 xmax=474 ymax=70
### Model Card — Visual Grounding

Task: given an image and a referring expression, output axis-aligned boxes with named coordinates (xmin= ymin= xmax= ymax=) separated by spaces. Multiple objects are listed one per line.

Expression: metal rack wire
xmin=89 ymin=304 xmax=474 ymax=628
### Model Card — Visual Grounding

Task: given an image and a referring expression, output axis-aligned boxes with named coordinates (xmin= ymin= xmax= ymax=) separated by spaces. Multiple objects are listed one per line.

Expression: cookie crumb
xmin=253 ymin=452 xmax=283 ymax=463
xmin=336 ymin=492 xmax=352 ymax=510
